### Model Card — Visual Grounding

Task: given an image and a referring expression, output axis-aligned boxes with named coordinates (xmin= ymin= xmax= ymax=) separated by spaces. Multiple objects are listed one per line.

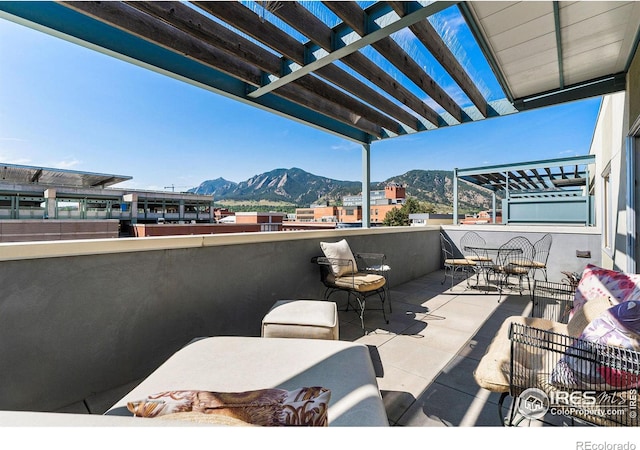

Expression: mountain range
xmin=189 ymin=167 xmax=495 ymax=213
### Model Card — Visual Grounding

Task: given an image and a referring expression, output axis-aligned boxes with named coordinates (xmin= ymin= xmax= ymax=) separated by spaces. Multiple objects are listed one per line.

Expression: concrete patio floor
xmin=336 ymin=269 xmax=536 ymax=427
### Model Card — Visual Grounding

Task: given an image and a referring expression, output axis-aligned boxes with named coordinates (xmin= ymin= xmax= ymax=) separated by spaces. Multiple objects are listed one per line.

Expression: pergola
xmin=1 ymin=1 xmax=638 ymax=226
xmin=454 ymin=154 xmax=596 ymax=225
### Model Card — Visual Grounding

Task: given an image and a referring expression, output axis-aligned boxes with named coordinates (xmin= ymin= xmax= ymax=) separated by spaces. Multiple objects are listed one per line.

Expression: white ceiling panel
xmin=559 ymin=1 xmax=632 ymax=28
xmin=466 ymin=0 xmax=640 ymax=104
xmin=506 ymin=59 xmax=560 ymax=84
xmin=496 ymin=33 xmax=557 ymax=67
xmin=501 ymin=47 xmax=558 ymax=77
xmin=564 ymin=43 xmax=628 ymax=82
xmin=489 ymin=13 xmax=556 ymax=52
xmin=507 ymin=73 xmax=560 ymax=98
xmin=469 ymin=1 xmax=519 ymax=21
xmin=562 ymin=27 xmax=628 ymax=59
xmin=477 ymin=2 xmax=553 ymax=37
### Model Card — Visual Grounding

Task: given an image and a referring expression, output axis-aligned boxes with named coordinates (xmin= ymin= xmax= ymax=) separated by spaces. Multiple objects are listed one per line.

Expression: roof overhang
xmin=0 ymin=162 xmax=132 ymax=188
xmin=461 ymin=1 xmax=640 ymax=110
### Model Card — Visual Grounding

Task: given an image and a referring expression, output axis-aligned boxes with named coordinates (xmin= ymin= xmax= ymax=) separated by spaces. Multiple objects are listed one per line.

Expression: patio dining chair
xmin=440 ymin=232 xmax=476 ymax=290
xmin=489 ymin=236 xmax=535 ymax=299
xmin=530 ymin=233 xmax=552 ymax=281
xmin=511 ymin=233 xmax=552 ymax=282
xmin=460 ymin=231 xmax=492 ymax=264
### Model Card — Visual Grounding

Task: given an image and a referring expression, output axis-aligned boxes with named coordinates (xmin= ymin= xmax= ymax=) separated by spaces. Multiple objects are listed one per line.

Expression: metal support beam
xmin=362 ymin=144 xmax=371 ymax=229
xmin=492 ymin=192 xmax=496 ymax=224
xmin=513 ymin=73 xmax=626 ymax=112
xmin=627 ymin=135 xmax=637 ymax=273
xmin=553 ymin=1 xmax=564 ymax=89
xmin=585 ymin=160 xmax=591 ymax=226
xmin=504 ymin=173 xmax=510 ymax=225
xmin=453 ymin=168 xmax=458 ymax=225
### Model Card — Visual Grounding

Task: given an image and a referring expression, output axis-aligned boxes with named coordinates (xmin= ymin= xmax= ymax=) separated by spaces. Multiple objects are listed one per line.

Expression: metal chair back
xmin=492 ymin=236 xmax=535 ymax=296
xmin=440 ymin=233 xmax=475 ymax=290
xmin=532 ymin=234 xmax=552 ymax=280
xmin=460 ymin=231 xmax=491 ymax=262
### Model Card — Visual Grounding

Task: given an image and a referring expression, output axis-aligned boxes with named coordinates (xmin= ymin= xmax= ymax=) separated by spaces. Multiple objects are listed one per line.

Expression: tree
xmin=382 ymin=197 xmax=436 ymax=226
xmin=382 ymin=207 xmax=407 ymax=226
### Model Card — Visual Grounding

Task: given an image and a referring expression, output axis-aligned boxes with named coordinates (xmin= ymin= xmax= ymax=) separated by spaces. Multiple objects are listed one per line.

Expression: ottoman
xmin=261 ymin=300 xmax=339 ymax=340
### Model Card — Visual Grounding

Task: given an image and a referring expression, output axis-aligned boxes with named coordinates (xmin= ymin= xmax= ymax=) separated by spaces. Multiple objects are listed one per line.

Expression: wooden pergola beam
xmin=265 ymin=1 xmax=426 ymax=132
xmin=62 ymin=1 xmax=385 ymax=138
xmin=196 ymin=1 xmax=435 ymax=131
xmin=324 ymin=1 xmax=468 ymax=124
xmin=388 ymin=1 xmax=491 ymax=118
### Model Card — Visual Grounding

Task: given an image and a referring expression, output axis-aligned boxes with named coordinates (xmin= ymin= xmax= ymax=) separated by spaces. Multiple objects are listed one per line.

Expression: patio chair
xmin=459 ymin=230 xmax=494 ymax=289
xmin=354 ymin=252 xmax=392 ymax=313
xmin=488 ymin=236 xmax=535 ymax=298
xmin=440 ymin=232 xmax=476 ymax=290
xmin=311 ymin=239 xmax=388 ymax=332
xmin=511 ymin=233 xmax=552 ymax=282
xmin=530 ymin=233 xmax=552 ymax=281
xmin=460 ymin=231 xmax=492 ymax=264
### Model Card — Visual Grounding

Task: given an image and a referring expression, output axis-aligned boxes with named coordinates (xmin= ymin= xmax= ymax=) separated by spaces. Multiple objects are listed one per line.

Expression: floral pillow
xmin=126 ymin=386 xmax=331 ymax=426
xmin=572 ymin=264 xmax=640 ymax=312
xmin=551 ymin=300 xmax=640 ymax=391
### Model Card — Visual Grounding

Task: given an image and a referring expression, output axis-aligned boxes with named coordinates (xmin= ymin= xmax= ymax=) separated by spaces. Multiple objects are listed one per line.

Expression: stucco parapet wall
xmin=0 ymin=226 xmax=439 ymax=261
xmin=441 ymin=224 xmax=602 ymax=236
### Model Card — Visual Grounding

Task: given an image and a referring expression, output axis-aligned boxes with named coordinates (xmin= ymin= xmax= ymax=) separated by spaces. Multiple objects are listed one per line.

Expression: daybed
xmin=475 ymin=266 xmax=640 ymax=427
xmin=105 ymin=336 xmax=389 ymax=427
xmin=0 ymin=336 xmax=388 ymax=427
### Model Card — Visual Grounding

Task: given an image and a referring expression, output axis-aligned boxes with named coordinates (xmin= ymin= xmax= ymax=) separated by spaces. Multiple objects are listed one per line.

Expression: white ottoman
xmin=261 ymin=300 xmax=339 ymax=340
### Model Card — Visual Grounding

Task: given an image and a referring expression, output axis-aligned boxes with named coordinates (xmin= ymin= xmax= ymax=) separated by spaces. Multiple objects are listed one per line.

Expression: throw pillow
xmin=566 ymin=296 xmax=613 ymax=338
xmin=320 ymin=239 xmax=358 ymax=277
xmin=127 ymin=386 xmax=331 ymax=426
xmin=551 ymin=300 xmax=640 ymax=391
xmin=573 ymin=264 xmax=640 ymax=312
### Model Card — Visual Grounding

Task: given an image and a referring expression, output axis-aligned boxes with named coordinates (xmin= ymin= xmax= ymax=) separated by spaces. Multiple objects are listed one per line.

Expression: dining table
xmin=463 ymin=245 xmax=524 ymax=292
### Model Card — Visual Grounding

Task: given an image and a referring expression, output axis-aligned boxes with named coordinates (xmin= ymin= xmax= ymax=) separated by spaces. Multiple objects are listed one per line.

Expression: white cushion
xmin=320 ymin=239 xmax=358 ymax=277
xmin=262 ymin=300 xmax=339 ymax=340
xmin=105 ymin=336 xmax=389 ymax=426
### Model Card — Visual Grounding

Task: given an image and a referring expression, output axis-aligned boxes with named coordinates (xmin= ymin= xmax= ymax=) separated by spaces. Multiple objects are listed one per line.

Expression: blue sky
xmin=0 ymin=5 xmax=602 ymax=192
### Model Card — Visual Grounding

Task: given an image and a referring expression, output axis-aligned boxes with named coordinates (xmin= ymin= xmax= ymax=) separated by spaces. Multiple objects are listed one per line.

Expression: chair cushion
xmin=445 ymin=258 xmax=476 ymax=266
xmin=474 ymin=316 xmax=569 ymax=393
xmin=466 ymin=255 xmax=492 ymax=262
xmin=515 ymin=260 xmax=546 ymax=268
xmin=491 ymin=264 xmax=528 ymax=275
xmin=320 ymin=239 xmax=358 ymax=277
xmin=331 ymin=273 xmax=386 ymax=292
